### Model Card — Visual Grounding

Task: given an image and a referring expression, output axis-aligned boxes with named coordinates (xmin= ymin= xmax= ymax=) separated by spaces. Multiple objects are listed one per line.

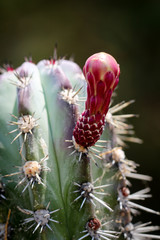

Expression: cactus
xmin=0 ymin=51 xmax=160 ymax=240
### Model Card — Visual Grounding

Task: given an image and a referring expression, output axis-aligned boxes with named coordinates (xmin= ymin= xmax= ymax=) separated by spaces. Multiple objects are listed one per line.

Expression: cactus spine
xmin=0 ymin=52 xmax=159 ymax=240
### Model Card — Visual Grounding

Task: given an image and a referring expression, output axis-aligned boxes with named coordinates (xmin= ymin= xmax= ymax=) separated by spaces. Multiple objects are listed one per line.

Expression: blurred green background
xmin=0 ymin=0 xmax=160 ymax=226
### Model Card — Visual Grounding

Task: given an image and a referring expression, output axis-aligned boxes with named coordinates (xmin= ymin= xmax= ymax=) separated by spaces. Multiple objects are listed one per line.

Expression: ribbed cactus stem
xmin=0 ymin=52 xmax=159 ymax=240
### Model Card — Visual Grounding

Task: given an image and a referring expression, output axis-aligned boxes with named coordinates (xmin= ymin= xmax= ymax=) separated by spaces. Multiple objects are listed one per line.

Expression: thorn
xmin=17 ymin=206 xmax=33 ymax=215
xmin=94 ymin=144 xmax=106 ymax=148
xmin=90 ymin=199 xmax=96 ymax=207
xmin=93 ymin=184 xmax=112 ymax=190
xmin=119 ymin=136 xmax=143 ymax=144
xmin=22 ymin=181 xmax=30 ymax=193
xmin=26 ymin=222 xmax=36 ymax=231
xmin=72 ymin=86 xmax=83 ymax=98
xmin=40 ymin=226 xmax=43 ymax=233
xmin=50 ymin=208 xmax=60 ymax=214
xmin=40 ymin=155 xmax=49 ymax=163
xmin=46 ymin=202 xmax=51 ymax=210
xmin=46 ymin=223 xmax=53 ymax=232
xmin=99 ymin=147 xmax=122 ymax=157
xmin=90 ymin=147 xmax=101 ymax=153
xmin=49 ymin=218 xmax=59 ymax=224
xmin=33 ymin=222 xmax=41 ymax=234
xmin=79 ymin=198 xmax=86 ymax=210
xmin=77 ymin=233 xmax=90 ymax=240
xmin=73 ymin=194 xmax=82 ymax=203
xmin=128 ymin=201 xmax=160 ymax=215
xmin=89 ymin=153 xmax=99 ymax=167
xmin=67 ymin=145 xmax=74 ymax=149
xmin=74 ymin=182 xmax=81 ymax=187
xmin=3 ymin=171 xmax=21 ymax=177
xmin=78 ymin=152 xmax=82 ymax=162
xmin=89 ymin=193 xmax=113 ymax=212
xmin=4 ymin=209 xmax=11 ymax=240
xmin=8 ymin=129 xmax=18 ymax=134
xmin=69 ymin=150 xmax=76 ymax=156
xmin=11 ymin=132 xmax=22 ymax=144
xmin=110 ymin=100 xmax=135 ymax=114
xmin=97 ymin=140 xmax=109 ymax=143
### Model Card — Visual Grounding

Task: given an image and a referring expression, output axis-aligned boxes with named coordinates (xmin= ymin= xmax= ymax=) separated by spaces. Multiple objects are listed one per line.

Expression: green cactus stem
xmin=0 ymin=52 xmax=160 ymax=240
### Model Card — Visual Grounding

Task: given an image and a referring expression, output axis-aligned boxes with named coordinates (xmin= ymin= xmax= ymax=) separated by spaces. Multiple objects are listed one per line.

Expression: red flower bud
xmin=73 ymin=52 xmax=120 ymax=149
xmin=83 ymin=52 xmax=120 ymax=116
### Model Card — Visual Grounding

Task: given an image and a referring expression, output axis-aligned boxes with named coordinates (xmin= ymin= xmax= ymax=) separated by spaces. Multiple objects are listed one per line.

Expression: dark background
xmin=0 ymin=0 xmax=160 ymax=226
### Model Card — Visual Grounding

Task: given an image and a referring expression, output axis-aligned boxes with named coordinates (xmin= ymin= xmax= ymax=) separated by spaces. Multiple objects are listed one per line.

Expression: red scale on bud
xmin=73 ymin=110 xmax=105 ymax=148
xmin=73 ymin=52 xmax=120 ymax=149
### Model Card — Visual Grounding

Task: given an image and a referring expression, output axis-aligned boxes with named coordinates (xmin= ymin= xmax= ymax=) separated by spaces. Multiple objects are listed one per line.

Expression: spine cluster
xmin=104 ymin=101 xmax=160 ymax=239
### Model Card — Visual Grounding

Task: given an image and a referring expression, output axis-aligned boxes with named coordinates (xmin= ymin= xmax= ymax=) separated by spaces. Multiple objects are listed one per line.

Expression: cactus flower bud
xmin=73 ymin=52 xmax=120 ymax=148
xmin=83 ymin=52 xmax=120 ymax=116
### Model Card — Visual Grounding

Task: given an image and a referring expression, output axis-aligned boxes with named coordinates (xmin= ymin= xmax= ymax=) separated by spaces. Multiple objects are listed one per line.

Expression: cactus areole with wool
xmin=73 ymin=52 xmax=120 ymax=148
